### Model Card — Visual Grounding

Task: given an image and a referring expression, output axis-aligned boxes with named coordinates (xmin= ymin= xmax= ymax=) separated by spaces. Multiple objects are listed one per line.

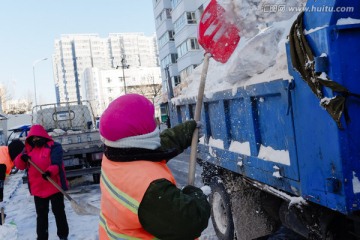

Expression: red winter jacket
xmin=15 ymin=125 xmax=68 ymax=198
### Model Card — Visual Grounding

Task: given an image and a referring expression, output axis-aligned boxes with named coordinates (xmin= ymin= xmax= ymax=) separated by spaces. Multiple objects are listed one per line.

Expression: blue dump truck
xmin=169 ymin=0 xmax=360 ymax=239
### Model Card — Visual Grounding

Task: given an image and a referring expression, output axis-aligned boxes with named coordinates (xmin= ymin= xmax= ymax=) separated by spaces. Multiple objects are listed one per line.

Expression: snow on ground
xmin=1 ymin=172 xmax=100 ymax=240
xmin=0 ymin=152 xmax=217 ymax=239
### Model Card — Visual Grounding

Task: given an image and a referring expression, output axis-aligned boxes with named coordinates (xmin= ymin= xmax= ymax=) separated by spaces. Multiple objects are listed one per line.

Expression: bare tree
xmin=130 ymin=75 xmax=162 ymax=104
xmin=0 ymin=84 xmax=12 ymax=112
xmin=25 ymin=91 xmax=34 ymax=112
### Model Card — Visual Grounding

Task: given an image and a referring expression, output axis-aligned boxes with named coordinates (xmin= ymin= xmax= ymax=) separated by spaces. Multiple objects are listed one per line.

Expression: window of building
xmin=177 ymin=38 xmax=200 ymax=58
xmin=171 ymin=54 xmax=178 ymax=64
xmin=173 ymin=76 xmax=181 ymax=86
xmin=186 ymin=12 xmax=197 ymax=24
xmin=171 ymin=0 xmax=181 ymax=9
xmin=174 ymin=12 xmax=197 ymax=33
xmin=155 ymin=8 xmax=172 ymax=27
xmin=158 ymin=31 xmax=175 ymax=49
xmin=179 ymin=65 xmax=197 ymax=80
xmin=160 ymin=53 xmax=178 ymax=69
xmin=174 ymin=14 xmax=186 ymax=33
xmin=169 ymin=31 xmax=175 ymax=41
xmin=198 ymin=5 xmax=204 ymax=17
xmin=189 ymin=38 xmax=200 ymax=50
xmin=166 ymin=8 xmax=172 ymax=19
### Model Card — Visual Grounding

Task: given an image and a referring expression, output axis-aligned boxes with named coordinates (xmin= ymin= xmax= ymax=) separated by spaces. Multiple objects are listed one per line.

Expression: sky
xmin=0 ymin=0 xmax=156 ymax=105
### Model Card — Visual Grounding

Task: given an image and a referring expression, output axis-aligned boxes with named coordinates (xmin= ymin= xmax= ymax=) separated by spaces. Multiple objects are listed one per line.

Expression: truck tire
xmin=209 ymin=179 xmax=235 ymax=240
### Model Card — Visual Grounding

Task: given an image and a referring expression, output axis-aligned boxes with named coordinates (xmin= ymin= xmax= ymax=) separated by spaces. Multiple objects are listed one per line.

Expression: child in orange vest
xmin=0 ymin=139 xmax=25 ymax=224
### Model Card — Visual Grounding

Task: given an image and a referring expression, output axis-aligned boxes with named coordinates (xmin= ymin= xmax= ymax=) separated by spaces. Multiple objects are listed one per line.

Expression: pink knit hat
xmin=100 ymin=94 xmax=157 ymax=145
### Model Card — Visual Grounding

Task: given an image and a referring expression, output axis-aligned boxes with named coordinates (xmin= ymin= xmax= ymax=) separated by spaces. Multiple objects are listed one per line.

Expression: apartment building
xmin=83 ymin=66 xmax=162 ymax=117
xmin=152 ymin=0 xmax=208 ymax=102
xmin=52 ymin=33 xmax=158 ymax=104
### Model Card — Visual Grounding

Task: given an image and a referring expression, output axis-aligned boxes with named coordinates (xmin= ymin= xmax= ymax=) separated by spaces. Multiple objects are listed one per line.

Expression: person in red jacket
xmin=14 ymin=124 xmax=69 ymax=240
xmin=99 ymin=94 xmax=210 ymax=240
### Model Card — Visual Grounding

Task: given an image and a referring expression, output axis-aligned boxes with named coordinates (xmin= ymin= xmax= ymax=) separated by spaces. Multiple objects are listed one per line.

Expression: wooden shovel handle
xmin=188 ymin=53 xmax=211 ymax=186
xmin=28 ymin=159 xmax=74 ymax=202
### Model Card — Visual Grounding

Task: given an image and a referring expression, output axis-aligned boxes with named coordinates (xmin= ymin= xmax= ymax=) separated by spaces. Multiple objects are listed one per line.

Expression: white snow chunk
xmin=201 ymin=185 xmax=212 ymax=196
xmin=258 ymin=145 xmax=290 ymax=165
xmin=229 ymin=140 xmax=251 ymax=155
xmin=208 ymin=137 xmax=224 ymax=149
xmin=337 ymin=17 xmax=360 ymax=26
xmin=272 ymin=171 xmax=282 ymax=179
xmin=318 ymin=72 xmax=328 ymax=80
xmin=272 ymin=165 xmax=282 ymax=178
xmin=353 ymin=171 xmax=360 ymax=194
xmin=320 ymin=97 xmax=336 ymax=107
xmin=288 ymin=196 xmax=307 ymax=208
xmin=304 ymin=25 xmax=328 ymax=35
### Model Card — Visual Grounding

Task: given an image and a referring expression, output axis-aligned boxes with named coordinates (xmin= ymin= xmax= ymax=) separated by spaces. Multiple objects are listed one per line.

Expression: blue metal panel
xmin=303 ymin=0 xmax=360 ymax=29
xmin=286 ymin=9 xmax=360 ymax=214
xmin=242 ymin=81 xmax=299 ymax=181
xmin=226 ymin=98 xmax=248 ymax=144
xmin=289 ymin=68 xmax=348 ymax=212
xmin=197 ymin=145 xmax=301 ymax=195
xmin=204 ymin=101 xmax=228 ymax=145
xmin=184 ymin=79 xmax=299 ymax=185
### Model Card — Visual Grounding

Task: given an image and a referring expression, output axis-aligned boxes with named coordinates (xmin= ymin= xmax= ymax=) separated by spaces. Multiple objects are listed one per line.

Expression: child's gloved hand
xmin=42 ymin=171 xmax=51 ymax=180
xmin=21 ymin=154 xmax=30 ymax=162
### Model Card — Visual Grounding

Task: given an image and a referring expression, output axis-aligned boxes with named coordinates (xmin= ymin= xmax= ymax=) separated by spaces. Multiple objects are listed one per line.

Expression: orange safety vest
xmin=0 ymin=146 xmax=14 ymax=176
xmin=99 ymin=155 xmax=176 ymax=240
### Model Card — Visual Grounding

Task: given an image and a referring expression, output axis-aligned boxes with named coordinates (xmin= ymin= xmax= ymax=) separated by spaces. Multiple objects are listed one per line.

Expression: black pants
xmin=34 ymin=192 xmax=69 ymax=240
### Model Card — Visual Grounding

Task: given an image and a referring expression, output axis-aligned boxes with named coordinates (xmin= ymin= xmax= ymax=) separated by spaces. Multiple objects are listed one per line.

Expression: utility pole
xmin=117 ymin=55 xmax=130 ymax=94
xmin=32 ymin=57 xmax=48 ymax=106
xmin=165 ymin=65 xmax=174 ymax=99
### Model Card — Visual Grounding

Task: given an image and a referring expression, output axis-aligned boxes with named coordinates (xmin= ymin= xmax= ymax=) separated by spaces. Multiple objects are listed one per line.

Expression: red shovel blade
xmin=198 ymin=0 xmax=240 ymax=63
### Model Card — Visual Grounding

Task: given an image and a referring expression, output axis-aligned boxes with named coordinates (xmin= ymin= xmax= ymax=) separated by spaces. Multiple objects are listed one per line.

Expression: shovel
xmin=188 ymin=0 xmax=240 ymax=185
xmin=28 ymin=159 xmax=100 ymax=216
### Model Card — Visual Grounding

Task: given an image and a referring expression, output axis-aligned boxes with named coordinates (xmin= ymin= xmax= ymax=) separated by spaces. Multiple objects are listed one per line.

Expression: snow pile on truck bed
xmin=173 ymin=0 xmax=306 ymax=101
xmin=217 ymin=0 xmax=306 ymax=38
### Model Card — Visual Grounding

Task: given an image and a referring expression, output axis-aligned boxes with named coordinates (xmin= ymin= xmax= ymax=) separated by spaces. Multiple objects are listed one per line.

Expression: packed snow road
xmin=0 ymin=152 xmax=218 ymax=240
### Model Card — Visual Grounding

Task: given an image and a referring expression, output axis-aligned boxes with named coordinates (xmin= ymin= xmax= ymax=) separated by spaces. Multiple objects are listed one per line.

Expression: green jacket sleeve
xmin=160 ymin=120 xmax=197 ymax=154
xmin=138 ymin=178 xmax=211 ymax=240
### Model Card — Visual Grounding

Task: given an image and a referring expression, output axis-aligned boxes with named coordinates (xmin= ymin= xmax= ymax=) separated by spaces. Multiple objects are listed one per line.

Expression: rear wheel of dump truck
xmin=209 ymin=178 xmax=235 ymax=240
xmin=228 ymin=180 xmax=278 ymax=240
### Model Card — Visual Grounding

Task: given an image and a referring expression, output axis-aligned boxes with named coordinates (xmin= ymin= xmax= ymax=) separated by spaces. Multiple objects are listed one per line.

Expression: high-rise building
xmin=152 ymin=0 xmax=208 ymax=119
xmin=52 ymin=33 xmax=158 ymax=104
